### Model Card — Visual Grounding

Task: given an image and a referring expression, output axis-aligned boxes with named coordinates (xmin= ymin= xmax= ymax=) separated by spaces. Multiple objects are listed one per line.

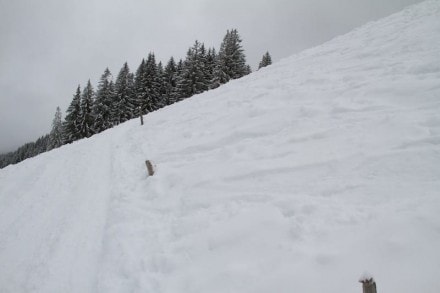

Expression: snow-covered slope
xmin=1 ymin=1 xmax=440 ymax=292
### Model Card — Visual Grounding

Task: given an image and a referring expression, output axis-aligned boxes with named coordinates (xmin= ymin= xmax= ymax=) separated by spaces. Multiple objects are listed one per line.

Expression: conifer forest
xmin=0 ymin=29 xmax=272 ymax=169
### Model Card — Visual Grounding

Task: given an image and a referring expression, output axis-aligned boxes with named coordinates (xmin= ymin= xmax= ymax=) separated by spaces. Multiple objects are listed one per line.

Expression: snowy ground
xmin=1 ymin=1 xmax=440 ymax=292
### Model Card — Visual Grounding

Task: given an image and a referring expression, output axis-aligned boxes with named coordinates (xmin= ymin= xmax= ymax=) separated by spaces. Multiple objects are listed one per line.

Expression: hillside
xmin=1 ymin=1 xmax=440 ymax=292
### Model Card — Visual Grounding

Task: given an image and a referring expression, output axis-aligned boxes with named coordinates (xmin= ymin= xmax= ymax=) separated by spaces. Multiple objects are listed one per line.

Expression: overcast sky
xmin=0 ymin=0 xmax=421 ymax=153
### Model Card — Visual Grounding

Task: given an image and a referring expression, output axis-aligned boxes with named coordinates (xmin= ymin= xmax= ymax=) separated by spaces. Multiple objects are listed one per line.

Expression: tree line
xmin=0 ymin=29 xmax=272 ymax=169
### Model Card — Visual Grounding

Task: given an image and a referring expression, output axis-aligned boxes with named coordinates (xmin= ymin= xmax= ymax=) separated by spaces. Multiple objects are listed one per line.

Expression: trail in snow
xmin=1 ymin=1 xmax=440 ymax=293
xmin=0 ymin=135 xmax=112 ymax=292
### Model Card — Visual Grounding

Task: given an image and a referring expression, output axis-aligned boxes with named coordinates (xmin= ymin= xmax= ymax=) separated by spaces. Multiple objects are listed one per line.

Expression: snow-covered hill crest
xmin=1 ymin=1 xmax=440 ymax=292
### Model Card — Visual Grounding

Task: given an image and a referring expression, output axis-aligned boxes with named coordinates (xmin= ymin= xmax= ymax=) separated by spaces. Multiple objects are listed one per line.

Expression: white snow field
xmin=1 ymin=1 xmax=440 ymax=292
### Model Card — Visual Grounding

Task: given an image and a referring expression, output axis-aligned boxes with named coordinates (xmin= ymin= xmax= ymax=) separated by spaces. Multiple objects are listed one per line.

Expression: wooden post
xmin=145 ymin=160 xmax=155 ymax=176
xmin=359 ymin=277 xmax=377 ymax=293
xmin=139 ymin=106 xmax=144 ymax=126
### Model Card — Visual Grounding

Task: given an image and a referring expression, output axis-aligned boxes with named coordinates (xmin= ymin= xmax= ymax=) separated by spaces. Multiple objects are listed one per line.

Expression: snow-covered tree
xmin=163 ymin=57 xmax=178 ymax=105
xmin=172 ymin=59 xmax=185 ymax=102
xmin=79 ymin=80 xmax=95 ymax=138
xmin=93 ymin=68 xmax=114 ymax=133
xmin=258 ymin=51 xmax=272 ymax=69
xmin=205 ymin=48 xmax=217 ymax=88
xmin=134 ymin=53 xmax=161 ymax=115
xmin=134 ymin=59 xmax=146 ymax=117
xmin=0 ymin=134 xmax=50 ymax=168
xmin=113 ymin=62 xmax=135 ymax=124
xmin=156 ymin=61 xmax=167 ymax=110
xmin=48 ymin=106 xmax=63 ymax=150
xmin=34 ymin=135 xmax=50 ymax=156
xmin=144 ymin=53 xmax=161 ymax=112
xmin=212 ymin=29 xmax=249 ymax=87
xmin=176 ymin=40 xmax=210 ymax=99
xmin=63 ymin=86 xmax=82 ymax=144
xmin=127 ymin=72 xmax=135 ymax=112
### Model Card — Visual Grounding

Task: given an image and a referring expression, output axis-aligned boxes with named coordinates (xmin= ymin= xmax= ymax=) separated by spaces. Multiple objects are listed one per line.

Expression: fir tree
xmin=48 ymin=106 xmax=63 ymax=150
xmin=34 ymin=135 xmax=50 ymax=156
xmin=63 ymin=86 xmax=82 ymax=143
xmin=93 ymin=68 xmax=114 ymax=133
xmin=246 ymin=64 xmax=252 ymax=75
xmin=163 ymin=57 xmax=178 ymax=105
xmin=134 ymin=59 xmax=146 ymax=117
xmin=134 ymin=53 xmax=160 ymax=115
xmin=79 ymin=80 xmax=95 ymax=138
xmin=206 ymin=48 xmax=217 ymax=89
xmin=213 ymin=29 xmax=249 ymax=87
xmin=144 ymin=53 xmax=161 ymax=112
xmin=127 ymin=72 xmax=135 ymax=112
xmin=172 ymin=59 xmax=185 ymax=102
xmin=113 ymin=62 xmax=136 ymax=124
xmin=156 ymin=61 xmax=167 ymax=110
xmin=108 ymin=80 xmax=117 ymax=126
xmin=1 ymin=134 xmax=50 ymax=168
xmin=258 ymin=51 xmax=272 ymax=69
xmin=176 ymin=40 xmax=210 ymax=99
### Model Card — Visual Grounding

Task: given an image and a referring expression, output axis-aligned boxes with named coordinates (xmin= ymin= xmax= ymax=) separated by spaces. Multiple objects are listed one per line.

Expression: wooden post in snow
xmin=139 ymin=106 xmax=144 ymax=126
xmin=145 ymin=160 xmax=155 ymax=176
xmin=359 ymin=274 xmax=377 ymax=293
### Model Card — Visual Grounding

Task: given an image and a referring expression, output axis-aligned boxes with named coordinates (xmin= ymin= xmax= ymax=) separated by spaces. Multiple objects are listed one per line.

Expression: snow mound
xmin=1 ymin=1 xmax=440 ymax=292
xmin=359 ymin=271 xmax=375 ymax=283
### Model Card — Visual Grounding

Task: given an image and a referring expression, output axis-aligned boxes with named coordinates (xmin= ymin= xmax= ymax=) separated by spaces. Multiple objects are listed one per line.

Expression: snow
xmin=1 ymin=1 xmax=440 ymax=292
xmin=359 ymin=271 xmax=374 ymax=283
